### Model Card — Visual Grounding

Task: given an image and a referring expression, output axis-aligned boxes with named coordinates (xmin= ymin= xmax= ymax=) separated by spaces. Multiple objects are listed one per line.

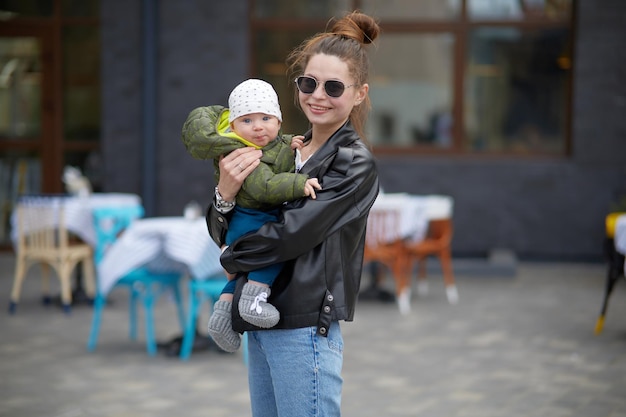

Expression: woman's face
xmin=298 ymin=53 xmax=368 ymax=135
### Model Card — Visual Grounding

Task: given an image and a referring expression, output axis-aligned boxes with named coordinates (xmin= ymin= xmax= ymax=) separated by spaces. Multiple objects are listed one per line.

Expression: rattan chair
xmin=9 ymin=202 xmax=95 ymax=314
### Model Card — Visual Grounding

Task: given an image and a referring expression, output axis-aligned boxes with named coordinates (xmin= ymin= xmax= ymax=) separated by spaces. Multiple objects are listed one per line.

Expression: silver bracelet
xmin=214 ymin=186 xmax=235 ymax=211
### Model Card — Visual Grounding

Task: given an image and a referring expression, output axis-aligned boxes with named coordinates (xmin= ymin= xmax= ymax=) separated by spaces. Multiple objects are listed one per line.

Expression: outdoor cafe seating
xmin=87 ymin=205 xmax=186 ymax=356
xmin=9 ymin=200 xmax=96 ymax=314
xmin=92 ymin=211 xmax=230 ymax=359
xmin=363 ymin=193 xmax=456 ymax=314
xmin=7 ymin=192 xmax=141 ymax=314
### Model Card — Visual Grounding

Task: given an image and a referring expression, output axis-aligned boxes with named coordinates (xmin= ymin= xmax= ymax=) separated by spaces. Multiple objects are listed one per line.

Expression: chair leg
xmin=172 ymin=281 xmax=186 ymax=331
xmin=9 ymin=256 xmax=28 ymax=313
xmin=594 ymin=259 xmax=623 ymax=334
xmin=393 ymin=256 xmax=412 ymax=315
xmin=58 ymin=262 xmax=74 ymax=314
xmin=439 ymin=250 xmax=456 ymax=287
xmin=439 ymin=250 xmax=458 ymax=304
xmin=82 ymin=257 xmax=96 ymax=300
xmin=129 ymin=288 xmax=139 ymax=340
xmin=143 ymin=292 xmax=157 ymax=356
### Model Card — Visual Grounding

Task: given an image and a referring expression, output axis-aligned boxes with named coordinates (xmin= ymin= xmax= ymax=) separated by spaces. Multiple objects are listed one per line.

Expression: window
xmin=0 ymin=0 xmax=100 ymax=246
xmin=250 ymin=0 xmax=574 ymax=155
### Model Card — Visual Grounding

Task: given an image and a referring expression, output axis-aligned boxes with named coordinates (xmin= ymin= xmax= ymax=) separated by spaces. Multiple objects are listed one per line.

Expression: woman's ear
xmin=354 ymin=83 xmax=369 ymax=106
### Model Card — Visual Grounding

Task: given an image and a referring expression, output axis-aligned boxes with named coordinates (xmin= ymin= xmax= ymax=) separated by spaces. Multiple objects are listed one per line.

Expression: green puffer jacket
xmin=181 ymin=105 xmax=310 ymax=211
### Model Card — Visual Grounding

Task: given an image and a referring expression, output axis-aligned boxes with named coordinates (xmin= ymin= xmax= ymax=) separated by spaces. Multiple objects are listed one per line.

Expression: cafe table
xmin=97 ymin=216 xmax=223 ymax=295
xmin=11 ymin=193 xmax=142 ymax=247
xmin=367 ymin=193 xmax=430 ymax=243
xmin=96 ymin=215 xmax=225 ymax=357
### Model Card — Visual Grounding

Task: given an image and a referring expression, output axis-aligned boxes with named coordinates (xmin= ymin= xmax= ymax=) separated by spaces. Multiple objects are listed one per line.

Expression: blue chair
xmin=87 ymin=205 xmax=185 ymax=356
xmin=179 ymin=275 xmax=249 ymax=365
xmin=179 ymin=276 xmax=226 ymax=360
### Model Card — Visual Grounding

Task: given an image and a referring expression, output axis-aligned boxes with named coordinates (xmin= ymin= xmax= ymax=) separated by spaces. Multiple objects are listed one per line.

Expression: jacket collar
xmin=299 ymin=121 xmax=358 ymax=176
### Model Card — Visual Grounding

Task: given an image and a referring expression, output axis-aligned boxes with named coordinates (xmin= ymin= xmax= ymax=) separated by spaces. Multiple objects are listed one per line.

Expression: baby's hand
xmin=304 ymin=178 xmax=322 ymax=199
xmin=291 ymin=135 xmax=306 ymax=151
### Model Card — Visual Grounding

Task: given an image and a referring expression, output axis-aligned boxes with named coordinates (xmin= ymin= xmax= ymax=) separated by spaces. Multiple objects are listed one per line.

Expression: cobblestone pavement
xmin=1 ymin=252 xmax=625 ymax=417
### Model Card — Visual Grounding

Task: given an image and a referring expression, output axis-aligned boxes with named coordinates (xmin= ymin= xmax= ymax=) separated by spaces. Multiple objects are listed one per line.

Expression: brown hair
xmin=286 ymin=11 xmax=380 ymax=140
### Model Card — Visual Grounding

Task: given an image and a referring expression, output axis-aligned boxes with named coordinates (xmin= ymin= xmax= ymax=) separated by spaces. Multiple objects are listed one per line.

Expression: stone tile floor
xmin=1 ymin=253 xmax=625 ymax=417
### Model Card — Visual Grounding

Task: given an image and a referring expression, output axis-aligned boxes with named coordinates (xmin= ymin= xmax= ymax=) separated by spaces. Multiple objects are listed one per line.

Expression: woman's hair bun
xmin=330 ymin=11 xmax=380 ymax=45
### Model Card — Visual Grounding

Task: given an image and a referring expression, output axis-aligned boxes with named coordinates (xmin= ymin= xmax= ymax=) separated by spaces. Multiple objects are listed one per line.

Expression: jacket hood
xmin=217 ymin=109 xmax=262 ymax=149
xmin=181 ymin=105 xmax=261 ymax=160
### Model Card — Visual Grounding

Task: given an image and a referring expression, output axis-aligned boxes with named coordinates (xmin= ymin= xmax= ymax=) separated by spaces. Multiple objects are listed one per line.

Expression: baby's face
xmin=232 ymin=113 xmax=281 ymax=147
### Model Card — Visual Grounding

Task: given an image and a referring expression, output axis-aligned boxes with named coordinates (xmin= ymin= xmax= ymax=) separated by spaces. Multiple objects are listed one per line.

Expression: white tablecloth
xmin=11 ymin=193 xmax=142 ymax=247
xmin=97 ymin=216 xmax=223 ymax=295
xmin=368 ymin=193 xmax=429 ymax=244
xmin=368 ymin=193 xmax=453 ymax=244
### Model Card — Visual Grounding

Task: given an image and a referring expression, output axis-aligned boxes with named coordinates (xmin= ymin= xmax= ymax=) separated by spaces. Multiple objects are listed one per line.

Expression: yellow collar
xmin=217 ymin=109 xmax=262 ymax=149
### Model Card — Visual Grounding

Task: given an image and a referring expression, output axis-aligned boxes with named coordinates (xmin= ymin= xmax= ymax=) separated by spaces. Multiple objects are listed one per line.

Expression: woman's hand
xmin=217 ymin=147 xmax=262 ymax=201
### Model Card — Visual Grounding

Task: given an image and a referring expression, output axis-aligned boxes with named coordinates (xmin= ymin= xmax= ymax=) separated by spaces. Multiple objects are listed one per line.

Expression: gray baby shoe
xmin=238 ymin=283 xmax=280 ymax=328
xmin=207 ymin=300 xmax=241 ymax=352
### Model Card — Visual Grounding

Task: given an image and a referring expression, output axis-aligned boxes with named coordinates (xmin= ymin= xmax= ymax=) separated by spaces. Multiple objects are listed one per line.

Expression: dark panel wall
xmin=101 ymin=0 xmax=248 ymax=216
xmin=100 ymin=1 xmax=143 ymax=194
xmin=101 ymin=0 xmax=626 ymax=260
xmin=157 ymin=0 xmax=249 ymax=215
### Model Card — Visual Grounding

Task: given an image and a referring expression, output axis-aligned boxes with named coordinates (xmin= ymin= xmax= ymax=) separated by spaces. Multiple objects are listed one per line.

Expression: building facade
xmin=1 ymin=0 xmax=625 ymax=260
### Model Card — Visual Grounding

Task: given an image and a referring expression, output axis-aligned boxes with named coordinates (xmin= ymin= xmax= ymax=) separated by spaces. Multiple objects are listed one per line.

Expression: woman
xmin=205 ymin=11 xmax=380 ymax=417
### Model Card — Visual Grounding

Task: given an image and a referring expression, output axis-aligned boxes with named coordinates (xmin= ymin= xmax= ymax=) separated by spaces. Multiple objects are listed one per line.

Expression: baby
xmin=182 ymin=79 xmax=321 ymax=352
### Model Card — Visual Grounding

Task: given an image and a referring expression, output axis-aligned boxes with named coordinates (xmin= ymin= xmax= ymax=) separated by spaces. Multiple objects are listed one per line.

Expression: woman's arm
xmin=221 ymin=144 xmax=379 ymax=273
xmin=206 ymin=147 xmax=262 ymax=245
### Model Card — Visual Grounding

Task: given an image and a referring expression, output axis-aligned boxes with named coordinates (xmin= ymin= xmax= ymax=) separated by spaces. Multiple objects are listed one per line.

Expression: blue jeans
xmin=247 ymin=321 xmax=344 ymax=417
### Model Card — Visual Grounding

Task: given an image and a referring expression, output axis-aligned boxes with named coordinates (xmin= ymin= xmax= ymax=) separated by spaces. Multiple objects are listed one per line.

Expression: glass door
xmin=0 ymin=25 xmax=53 ymax=245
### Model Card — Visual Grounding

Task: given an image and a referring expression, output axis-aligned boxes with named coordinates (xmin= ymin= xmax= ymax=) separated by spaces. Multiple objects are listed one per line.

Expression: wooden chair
xmin=363 ymin=207 xmax=412 ymax=314
xmin=87 ymin=205 xmax=185 ymax=356
xmin=9 ymin=202 xmax=96 ymax=314
xmin=405 ymin=196 xmax=458 ymax=304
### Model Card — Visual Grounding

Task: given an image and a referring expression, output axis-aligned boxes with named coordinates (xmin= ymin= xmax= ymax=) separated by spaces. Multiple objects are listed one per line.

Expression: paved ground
xmin=1 ymin=252 xmax=626 ymax=417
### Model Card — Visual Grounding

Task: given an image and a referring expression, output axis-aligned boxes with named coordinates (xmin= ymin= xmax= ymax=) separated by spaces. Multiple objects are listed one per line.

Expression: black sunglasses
xmin=294 ymin=76 xmax=357 ymax=98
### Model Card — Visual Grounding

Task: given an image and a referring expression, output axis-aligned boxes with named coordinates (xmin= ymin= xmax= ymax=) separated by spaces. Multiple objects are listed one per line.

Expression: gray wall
xmin=101 ymin=0 xmax=626 ymax=261
xmin=101 ymin=0 xmax=248 ymax=215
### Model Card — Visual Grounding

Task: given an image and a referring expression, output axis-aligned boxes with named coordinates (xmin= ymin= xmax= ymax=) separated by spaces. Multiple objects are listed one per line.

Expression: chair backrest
xmin=92 ymin=205 xmax=144 ymax=264
xmin=16 ymin=201 xmax=69 ymax=253
xmin=365 ymin=207 xmax=403 ymax=249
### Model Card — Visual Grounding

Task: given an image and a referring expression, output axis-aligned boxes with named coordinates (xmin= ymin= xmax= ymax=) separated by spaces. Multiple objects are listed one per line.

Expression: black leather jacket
xmin=206 ymin=121 xmax=379 ymax=336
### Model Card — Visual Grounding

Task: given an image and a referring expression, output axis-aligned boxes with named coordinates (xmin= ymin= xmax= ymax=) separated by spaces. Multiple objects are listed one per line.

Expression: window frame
xmin=249 ymin=0 xmax=575 ymax=157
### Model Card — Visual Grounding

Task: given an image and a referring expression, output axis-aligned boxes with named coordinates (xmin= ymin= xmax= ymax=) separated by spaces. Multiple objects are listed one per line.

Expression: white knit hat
xmin=228 ymin=79 xmax=282 ymax=123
